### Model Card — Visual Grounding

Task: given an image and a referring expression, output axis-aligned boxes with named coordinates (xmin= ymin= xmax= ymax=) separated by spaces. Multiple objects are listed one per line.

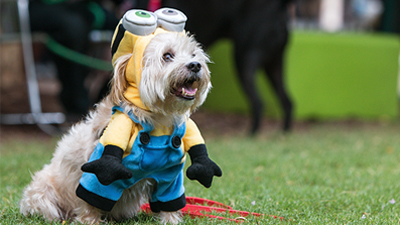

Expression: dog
xmin=162 ymin=0 xmax=294 ymax=134
xmin=20 ymin=8 xmax=221 ymax=224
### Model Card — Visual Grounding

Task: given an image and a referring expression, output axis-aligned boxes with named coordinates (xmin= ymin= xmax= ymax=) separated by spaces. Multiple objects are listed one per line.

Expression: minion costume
xmin=76 ymin=8 xmax=222 ymax=213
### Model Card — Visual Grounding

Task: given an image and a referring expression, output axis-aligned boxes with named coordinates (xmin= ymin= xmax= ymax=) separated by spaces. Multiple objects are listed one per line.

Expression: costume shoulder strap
xmin=112 ymin=106 xmax=139 ymax=123
xmin=111 ymin=105 xmax=153 ymax=132
xmin=172 ymin=119 xmax=186 ymax=138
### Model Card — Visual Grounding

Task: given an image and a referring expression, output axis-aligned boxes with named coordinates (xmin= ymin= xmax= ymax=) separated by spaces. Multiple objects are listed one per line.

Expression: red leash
xmin=141 ymin=197 xmax=285 ymax=223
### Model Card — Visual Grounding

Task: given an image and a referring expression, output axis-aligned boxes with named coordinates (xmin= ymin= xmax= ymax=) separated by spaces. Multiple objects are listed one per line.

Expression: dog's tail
xmin=19 ymin=165 xmax=70 ymax=222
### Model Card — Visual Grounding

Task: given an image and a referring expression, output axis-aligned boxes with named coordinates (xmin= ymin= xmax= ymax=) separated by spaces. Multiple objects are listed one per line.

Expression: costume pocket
xmin=140 ymin=148 xmax=171 ymax=171
xmin=140 ymin=146 xmax=184 ymax=172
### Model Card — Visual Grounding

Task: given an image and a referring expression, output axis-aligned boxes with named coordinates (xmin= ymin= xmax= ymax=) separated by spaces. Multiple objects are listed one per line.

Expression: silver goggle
xmin=122 ymin=8 xmax=187 ymax=36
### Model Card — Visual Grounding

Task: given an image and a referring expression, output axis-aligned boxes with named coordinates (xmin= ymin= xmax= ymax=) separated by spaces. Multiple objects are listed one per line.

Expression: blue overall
xmin=77 ymin=106 xmax=187 ymax=212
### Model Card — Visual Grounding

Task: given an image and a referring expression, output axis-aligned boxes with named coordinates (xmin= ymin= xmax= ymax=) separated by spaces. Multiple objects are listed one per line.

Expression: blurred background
xmin=0 ymin=0 xmax=399 ymax=135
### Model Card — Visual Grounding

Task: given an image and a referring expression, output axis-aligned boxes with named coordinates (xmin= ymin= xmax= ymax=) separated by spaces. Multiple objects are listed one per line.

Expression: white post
xmin=319 ymin=0 xmax=344 ymax=32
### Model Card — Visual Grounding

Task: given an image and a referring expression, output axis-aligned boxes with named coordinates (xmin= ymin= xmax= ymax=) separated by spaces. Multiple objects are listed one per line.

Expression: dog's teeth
xmin=181 ymin=87 xmax=196 ymax=97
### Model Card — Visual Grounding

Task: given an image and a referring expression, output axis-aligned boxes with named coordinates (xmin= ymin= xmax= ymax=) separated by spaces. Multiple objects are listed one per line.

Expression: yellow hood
xmin=111 ymin=24 xmax=171 ymax=110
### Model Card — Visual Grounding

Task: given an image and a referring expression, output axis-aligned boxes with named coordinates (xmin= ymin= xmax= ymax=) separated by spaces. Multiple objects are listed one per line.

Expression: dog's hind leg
xmin=74 ymin=203 xmax=104 ymax=224
xmin=263 ymin=52 xmax=293 ymax=132
xmin=20 ymin=165 xmax=66 ymax=222
xmin=234 ymin=49 xmax=264 ymax=135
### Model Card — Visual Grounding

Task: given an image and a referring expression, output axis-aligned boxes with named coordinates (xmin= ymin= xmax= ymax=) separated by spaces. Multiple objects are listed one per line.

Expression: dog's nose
xmin=187 ymin=62 xmax=201 ymax=73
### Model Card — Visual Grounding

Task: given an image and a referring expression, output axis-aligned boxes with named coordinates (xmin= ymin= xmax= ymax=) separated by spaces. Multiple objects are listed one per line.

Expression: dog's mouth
xmin=173 ymin=77 xmax=199 ymax=100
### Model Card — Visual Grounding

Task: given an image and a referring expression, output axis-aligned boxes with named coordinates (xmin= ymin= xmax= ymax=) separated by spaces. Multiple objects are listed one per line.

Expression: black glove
xmin=186 ymin=144 xmax=222 ymax=188
xmin=81 ymin=145 xmax=132 ymax=185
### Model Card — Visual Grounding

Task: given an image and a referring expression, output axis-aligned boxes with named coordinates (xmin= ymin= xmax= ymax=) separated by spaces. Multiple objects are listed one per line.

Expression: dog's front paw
xmin=157 ymin=211 xmax=182 ymax=225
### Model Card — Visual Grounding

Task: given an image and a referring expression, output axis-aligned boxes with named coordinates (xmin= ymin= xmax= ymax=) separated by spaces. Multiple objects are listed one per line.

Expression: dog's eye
xmin=192 ymin=54 xmax=196 ymax=58
xmin=163 ymin=52 xmax=174 ymax=62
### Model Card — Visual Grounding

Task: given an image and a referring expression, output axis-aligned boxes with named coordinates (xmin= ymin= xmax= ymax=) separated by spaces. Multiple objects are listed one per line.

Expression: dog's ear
xmin=110 ymin=54 xmax=132 ymax=104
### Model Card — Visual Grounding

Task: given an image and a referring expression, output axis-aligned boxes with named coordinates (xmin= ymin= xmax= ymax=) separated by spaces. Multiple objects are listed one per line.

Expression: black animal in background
xmin=162 ymin=0 xmax=294 ymax=134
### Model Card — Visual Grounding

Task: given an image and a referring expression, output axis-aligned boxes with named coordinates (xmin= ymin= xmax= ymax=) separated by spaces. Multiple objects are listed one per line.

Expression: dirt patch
xmin=2 ymin=109 xmax=397 ymax=143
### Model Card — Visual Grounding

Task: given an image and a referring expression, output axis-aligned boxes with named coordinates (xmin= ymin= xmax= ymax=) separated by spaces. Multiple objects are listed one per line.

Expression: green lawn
xmin=1 ymin=121 xmax=400 ymax=224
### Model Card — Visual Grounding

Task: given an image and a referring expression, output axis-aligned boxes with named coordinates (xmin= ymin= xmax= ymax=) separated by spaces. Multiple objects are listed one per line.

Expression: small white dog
xmin=20 ymin=8 xmax=221 ymax=224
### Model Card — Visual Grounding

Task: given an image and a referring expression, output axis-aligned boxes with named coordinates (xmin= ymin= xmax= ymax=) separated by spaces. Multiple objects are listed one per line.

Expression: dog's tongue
xmin=182 ymin=87 xmax=197 ymax=96
xmin=176 ymin=86 xmax=197 ymax=99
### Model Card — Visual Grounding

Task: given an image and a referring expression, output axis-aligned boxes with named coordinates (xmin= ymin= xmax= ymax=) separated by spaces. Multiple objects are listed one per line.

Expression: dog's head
xmin=110 ymin=8 xmax=211 ymax=117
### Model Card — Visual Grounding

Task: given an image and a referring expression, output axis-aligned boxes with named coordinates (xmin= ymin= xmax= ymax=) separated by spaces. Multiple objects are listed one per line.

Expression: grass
xmin=1 ymin=121 xmax=400 ymax=224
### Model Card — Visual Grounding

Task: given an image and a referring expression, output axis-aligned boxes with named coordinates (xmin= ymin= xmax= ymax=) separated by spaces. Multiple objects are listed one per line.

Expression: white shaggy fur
xmin=20 ymin=31 xmax=211 ymax=224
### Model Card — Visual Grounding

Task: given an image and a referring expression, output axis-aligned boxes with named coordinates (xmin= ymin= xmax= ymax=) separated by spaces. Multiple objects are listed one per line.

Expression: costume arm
xmin=81 ymin=111 xmax=134 ymax=185
xmin=182 ymin=118 xmax=205 ymax=152
xmin=184 ymin=118 xmax=222 ymax=188
xmin=101 ymin=110 xmax=133 ymax=151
